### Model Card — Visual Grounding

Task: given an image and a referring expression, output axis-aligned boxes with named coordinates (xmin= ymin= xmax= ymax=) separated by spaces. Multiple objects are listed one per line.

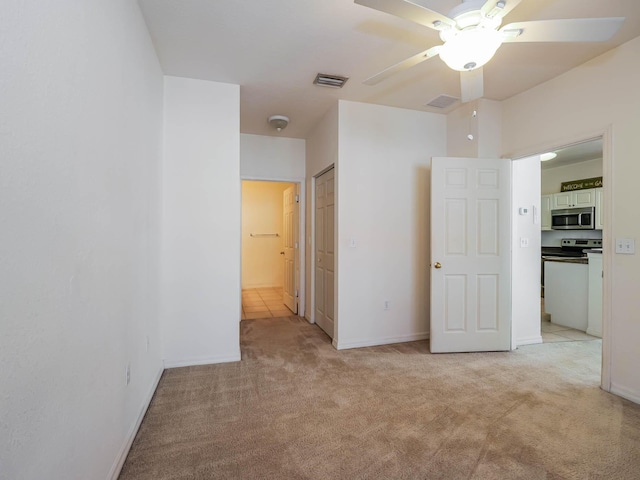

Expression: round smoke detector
xmin=268 ymin=115 xmax=289 ymax=132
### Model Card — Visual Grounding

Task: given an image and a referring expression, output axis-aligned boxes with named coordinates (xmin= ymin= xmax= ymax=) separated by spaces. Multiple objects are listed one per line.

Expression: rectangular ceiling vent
xmin=425 ymin=95 xmax=459 ymax=109
xmin=314 ymin=73 xmax=349 ymax=88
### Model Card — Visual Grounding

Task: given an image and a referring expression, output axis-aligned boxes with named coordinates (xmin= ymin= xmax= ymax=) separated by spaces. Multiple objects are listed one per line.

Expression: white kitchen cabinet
xmin=544 ymin=259 xmax=589 ymax=331
xmin=541 ymin=194 xmax=553 ymax=231
xmin=587 ymin=252 xmax=602 ymax=338
xmin=595 ymin=187 xmax=604 ymax=230
xmin=552 ymin=188 xmax=596 ymax=209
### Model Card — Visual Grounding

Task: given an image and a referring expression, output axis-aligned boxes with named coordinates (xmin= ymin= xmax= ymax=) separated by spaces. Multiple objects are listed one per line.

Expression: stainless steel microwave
xmin=551 ymin=206 xmax=595 ymax=230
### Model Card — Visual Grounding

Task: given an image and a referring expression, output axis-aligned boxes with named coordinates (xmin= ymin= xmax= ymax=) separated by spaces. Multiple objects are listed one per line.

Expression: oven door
xmin=551 ymin=207 xmax=595 ymax=230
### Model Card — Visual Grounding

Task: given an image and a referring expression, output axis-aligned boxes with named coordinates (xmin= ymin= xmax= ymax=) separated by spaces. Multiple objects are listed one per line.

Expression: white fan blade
xmin=501 ymin=17 xmax=625 ymax=43
xmin=363 ymin=46 xmax=441 ymax=85
xmin=354 ymin=0 xmax=456 ymax=30
xmin=481 ymin=0 xmax=523 ymax=21
xmin=460 ymin=68 xmax=483 ymax=103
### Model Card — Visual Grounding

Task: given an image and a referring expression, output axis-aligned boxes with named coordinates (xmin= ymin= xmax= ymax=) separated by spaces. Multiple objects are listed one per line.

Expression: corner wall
xmin=0 ymin=1 xmax=164 ymax=478
xmin=336 ymin=101 xmax=447 ymax=348
xmin=511 ymin=156 xmax=542 ymax=347
xmin=162 ymin=76 xmax=241 ymax=367
xmin=305 ymin=105 xmax=339 ymax=324
xmin=502 ymin=35 xmax=640 ymax=403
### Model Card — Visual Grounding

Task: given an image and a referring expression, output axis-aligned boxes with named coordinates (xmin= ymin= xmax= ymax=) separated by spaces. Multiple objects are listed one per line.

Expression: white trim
xmin=163 ymin=353 xmax=241 ymax=369
xmin=610 ymin=383 xmax=640 ymax=405
xmin=305 ymin=313 xmax=314 ymax=324
xmin=516 ymin=335 xmax=543 ymax=346
xmin=108 ymin=366 xmax=163 ymax=480
xmin=309 ymin=175 xmax=316 ymax=325
xmin=586 ymin=327 xmax=602 ymax=338
xmin=333 ymin=332 xmax=429 ymax=350
xmin=600 ymin=126 xmax=613 ymax=392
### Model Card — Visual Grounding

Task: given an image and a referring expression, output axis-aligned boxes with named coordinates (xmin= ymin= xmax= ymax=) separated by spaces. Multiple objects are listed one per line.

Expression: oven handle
xmin=578 ymin=212 xmax=586 ymax=226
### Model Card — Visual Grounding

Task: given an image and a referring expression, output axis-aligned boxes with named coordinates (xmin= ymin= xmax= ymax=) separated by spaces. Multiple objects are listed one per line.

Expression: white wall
xmin=241 ymin=134 xmax=305 ymax=180
xmin=336 ymin=100 xmax=447 ymax=349
xmin=162 ymin=76 xmax=241 ymax=367
xmin=511 ymin=156 xmax=542 ymax=347
xmin=542 ymin=158 xmax=603 ymax=194
xmin=447 ymin=99 xmax=502 ymax=158
xmin=305 ymin=105 xmax=339 ymax=323
xmin=0 ymin=2 xmax=164 ymax=479
xmin=242 ymin=181 xmax=293 ymax=288
xmin=502 ymin=35 xmax=640 ymax=404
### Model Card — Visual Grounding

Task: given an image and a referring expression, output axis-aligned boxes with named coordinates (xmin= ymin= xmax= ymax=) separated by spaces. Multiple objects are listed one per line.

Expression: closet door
xmin=315 ymin=168 xmax=335 ymax=338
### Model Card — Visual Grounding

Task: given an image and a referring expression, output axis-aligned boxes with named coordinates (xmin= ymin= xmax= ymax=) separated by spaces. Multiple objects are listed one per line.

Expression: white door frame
xmin=507 ymin=125 xmax=613 ymax=392
xmin=240 ymin=176 xmax=306 ymax=317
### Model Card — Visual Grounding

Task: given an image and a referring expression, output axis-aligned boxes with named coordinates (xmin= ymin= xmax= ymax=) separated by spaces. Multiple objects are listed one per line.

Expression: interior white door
xmin=430 ymin=157 xmax=512 ymax=353
xmin=283 ymin=185 xmax=297 ymax=313
xmin=315 ymin=168 xmax=335 ymax=338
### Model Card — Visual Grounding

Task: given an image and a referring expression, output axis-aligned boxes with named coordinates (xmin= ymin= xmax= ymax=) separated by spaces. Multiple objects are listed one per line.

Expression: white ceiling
xmin=138 ymin=0 xmax=640 ymax=139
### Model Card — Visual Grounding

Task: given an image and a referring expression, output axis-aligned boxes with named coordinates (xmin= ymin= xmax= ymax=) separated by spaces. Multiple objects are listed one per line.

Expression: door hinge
xmin=295 ymin=290 xmax=299 ymax=297
xmin=295 ymin=242 xmax=299 ymax=249
xmin=295 ymin=194 xmax=299 ymax=203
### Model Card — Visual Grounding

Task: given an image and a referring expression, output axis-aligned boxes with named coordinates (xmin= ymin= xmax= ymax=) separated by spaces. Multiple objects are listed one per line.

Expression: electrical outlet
xmin=126 ymin=364 xmax=131 ymax=386
xmin=384 ymin=300 xmax=390 ymax=311
xmin=520 ymin=237 xmax=529 ymax=248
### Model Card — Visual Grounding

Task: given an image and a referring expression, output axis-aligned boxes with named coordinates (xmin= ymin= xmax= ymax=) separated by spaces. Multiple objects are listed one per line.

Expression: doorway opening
xmin=540 ymin=138 xmax=603 ymax=347
xmin=241 ymin=180 xmax=301 ymax=320
xmin=516 ymin=135 xmax=605 ymax=385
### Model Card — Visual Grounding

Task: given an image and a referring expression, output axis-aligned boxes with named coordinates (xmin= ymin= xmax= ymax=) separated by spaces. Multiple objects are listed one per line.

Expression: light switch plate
xmin=615 ymin=238 xmax=635 ymax=254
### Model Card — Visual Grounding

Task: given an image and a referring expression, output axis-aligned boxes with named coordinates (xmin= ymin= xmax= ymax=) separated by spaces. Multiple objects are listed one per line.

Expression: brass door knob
xmin=434 ymin=262 xmax=442 ymax=269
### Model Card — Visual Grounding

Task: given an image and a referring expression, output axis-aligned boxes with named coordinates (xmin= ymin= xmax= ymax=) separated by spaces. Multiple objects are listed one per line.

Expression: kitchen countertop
xmin=542 ymin=256 xmax=589 ymax=264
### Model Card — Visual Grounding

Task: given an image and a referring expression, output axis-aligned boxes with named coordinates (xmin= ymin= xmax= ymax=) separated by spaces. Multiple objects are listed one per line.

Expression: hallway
xmin=241 ymin=287 xmax=294 ymax=320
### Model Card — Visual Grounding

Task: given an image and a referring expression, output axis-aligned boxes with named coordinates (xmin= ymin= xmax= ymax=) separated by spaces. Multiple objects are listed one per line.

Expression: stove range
xmin=542 ymin=238 xmax=602 ymax=258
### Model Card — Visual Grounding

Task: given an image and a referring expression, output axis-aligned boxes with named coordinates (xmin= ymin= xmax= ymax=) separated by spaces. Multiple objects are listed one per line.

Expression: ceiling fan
xmin=355 ymin=0 xmax=624 ymax=102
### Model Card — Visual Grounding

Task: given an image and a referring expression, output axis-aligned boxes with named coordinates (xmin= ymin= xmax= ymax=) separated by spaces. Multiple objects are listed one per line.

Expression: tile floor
xmin=540 ymin=298 xmax=599 ymax=343
xmin=241 ymin=287 xmax=294 ymax=320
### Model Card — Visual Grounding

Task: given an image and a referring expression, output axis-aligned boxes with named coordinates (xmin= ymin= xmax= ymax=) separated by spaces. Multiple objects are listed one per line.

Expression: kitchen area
xmin=540 ymin=139 xmax=603 ymax=341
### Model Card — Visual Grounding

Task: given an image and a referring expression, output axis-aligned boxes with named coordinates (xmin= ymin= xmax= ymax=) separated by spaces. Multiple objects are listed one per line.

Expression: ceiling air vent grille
xmin=425 ymin=95 xmax=459 ymax=109
xmin=314 ymin=73 xmax=349 ymax=88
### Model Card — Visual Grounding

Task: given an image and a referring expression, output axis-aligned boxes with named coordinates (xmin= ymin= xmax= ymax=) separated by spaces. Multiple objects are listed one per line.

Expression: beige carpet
xmin=120 ymin=316 xmax=640 ymax=479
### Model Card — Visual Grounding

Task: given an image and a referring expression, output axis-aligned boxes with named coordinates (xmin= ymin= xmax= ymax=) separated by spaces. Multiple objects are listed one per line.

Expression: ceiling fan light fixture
xmin=439 ymin=28 xmax=503 ymax=71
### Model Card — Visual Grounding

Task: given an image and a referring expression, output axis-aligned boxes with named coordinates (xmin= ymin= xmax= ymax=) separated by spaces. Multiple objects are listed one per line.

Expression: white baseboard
xmin=516 ymin=335 xmax=543 ymax=347
xmin=586 ymin=328 xmax=602 ymax=338
xmin=610 ymin=382 xmax=640 ymax=405
xmin=334 ymin=332 xmax=429 ymax=350
xmin=305 ymin=314 xmax=314 ymax=324
xmin=163 ymin=352 xmax=241 ymax=369
xmin=108 ymin=365 xmax=163 ymax=480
